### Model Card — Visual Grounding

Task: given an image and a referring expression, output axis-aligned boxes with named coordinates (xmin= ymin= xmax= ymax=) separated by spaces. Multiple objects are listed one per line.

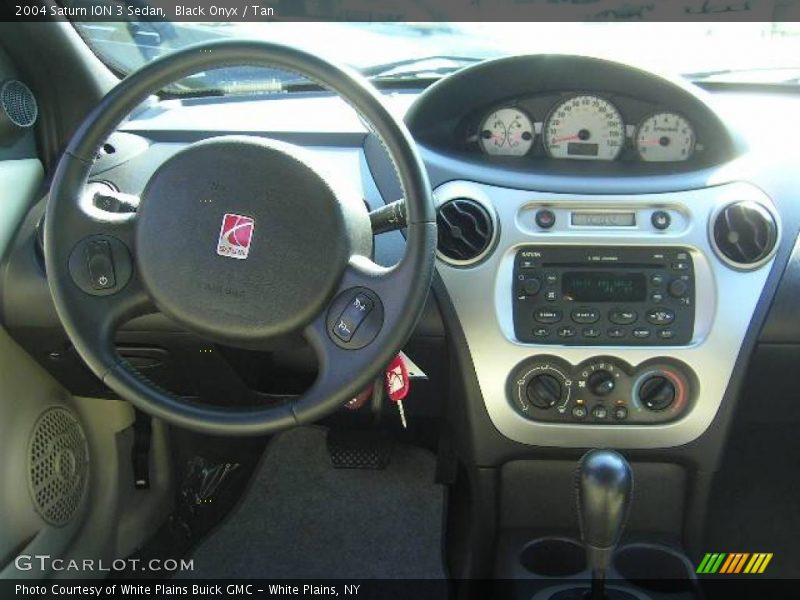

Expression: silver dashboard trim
xmin=433 ymin=180 xmax=777 ymax=449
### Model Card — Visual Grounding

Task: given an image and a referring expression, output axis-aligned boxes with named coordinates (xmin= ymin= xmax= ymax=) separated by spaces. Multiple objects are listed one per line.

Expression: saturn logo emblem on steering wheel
xmin=217 ymin=213 xmax=255 ymax=260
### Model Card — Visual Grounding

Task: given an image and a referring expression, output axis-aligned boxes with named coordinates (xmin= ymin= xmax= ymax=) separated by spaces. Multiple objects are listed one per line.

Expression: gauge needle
xmin=551 ymin=134 xmax=580 ymax=143
xmin=638 ymin=138 xmax=665 ymax=146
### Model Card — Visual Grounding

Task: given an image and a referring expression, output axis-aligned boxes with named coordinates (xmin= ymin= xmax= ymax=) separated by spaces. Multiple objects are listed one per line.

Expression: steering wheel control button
xmin=68 ymin=235 xmax=133 ymax=296
xmin=591 ymin=405 xmax=608 ymax=420
xmin=333 ymin=293 xmax=374 ymax=342
xmin=85 ymin=240 xmax=116 ymax=290
xmin=609 ymin=309 xmax=637 ymax=325
xmin=534 ymin=309 xmax=563 ymax=324
xmin=571 ymin=308 xmax=600 ymax=324
xmin=646 ymin=308 xmax=675 ymax=326
xmin=327 ymin=288 xmax=384 ymax=350
xmin=651 ymin=210 xmax=671 ymax=230
xmin=535 ymin=208 xmax=556 ymax=229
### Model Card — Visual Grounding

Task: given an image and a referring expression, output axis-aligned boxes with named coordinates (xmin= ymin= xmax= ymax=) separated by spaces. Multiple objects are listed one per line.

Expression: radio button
xmin=582 ymin=327 xmax=601 ymax=338
xmin=668 ymin=279 xmax=689 ymax=298
xmin=520 ymin=277 xmax=542 ymax=296
xmin=651 ymin=210 xmax=671 ymax=230
xmin=545 ymin=272 xmax=558 ymax=285
xmin=572 ymin=309 xmax=600 ymax=324
xmin=651 ymin=273 xmax=665 ymax=286
xmin=535 ymin=209 xmax=556 ymax=229
xmin=608 ymin=327 xmax=626 ymax=338
xmin=658 ymin=329 xmax=675 ymax=340
xmin=633 ymin=327 xmax=652 ymax=339
xmin=609 ymin=309 xmax=637 ymax=325
xmin=646 ymin=308 xmax=675 ymax=325
xmin=534 ymin=309 xmax=563 ymax=324
xmin=650 ymin=292 xmax=664 ymax=303
xmin=533 ymin=327 xmax=551 ymax=338
xmin=557 ymin=326 xmax=576 ymax=338
xmin=545 ymin=290 xmax=558 ymax=302
xmin=672 ymin=261 xmax=689 ymax=272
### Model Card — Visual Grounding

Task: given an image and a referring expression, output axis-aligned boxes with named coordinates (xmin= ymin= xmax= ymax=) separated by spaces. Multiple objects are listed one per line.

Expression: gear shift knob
xmin=577 ymin=449 xmax=633 ymax=574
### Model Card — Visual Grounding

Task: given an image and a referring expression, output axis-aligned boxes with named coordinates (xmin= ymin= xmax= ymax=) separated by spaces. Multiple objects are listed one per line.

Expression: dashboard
xmin=3 ymin=53 xmax=800 ymax=459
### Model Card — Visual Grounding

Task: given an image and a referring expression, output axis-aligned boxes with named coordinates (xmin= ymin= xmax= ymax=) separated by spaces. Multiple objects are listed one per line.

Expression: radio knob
xmin=637 ymin=375 xmax=676 ymax=411
xmin=587 ymin=370 xmax=616 ymax=396
xmin=668 ymin=279 xmax=689 ymax=298
xmin=526 ymin=374 xmax=562 ymax=409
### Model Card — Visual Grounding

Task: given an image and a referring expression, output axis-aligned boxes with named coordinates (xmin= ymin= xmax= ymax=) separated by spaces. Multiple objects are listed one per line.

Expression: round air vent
xmin=436 ymin=197 xmax=496 ymax=265
xmin=28 ymin=407 xmax=89 ymax=527
xmin=0 ymin=79 xmax=37 ymax=145
xmin=711 ymin=201 xmax=778 ymax=269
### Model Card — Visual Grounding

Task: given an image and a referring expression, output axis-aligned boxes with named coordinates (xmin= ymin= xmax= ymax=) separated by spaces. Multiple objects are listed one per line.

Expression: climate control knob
xmin=526 ymin=374 xmax=562 ymax=409
xmin=637 ymin=375 xmax=676 ymax=411
xmin=587 ymin=370 xmax=616 ymax=396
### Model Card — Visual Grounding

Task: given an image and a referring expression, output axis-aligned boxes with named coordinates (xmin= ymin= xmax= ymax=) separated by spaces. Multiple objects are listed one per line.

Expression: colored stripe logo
xmin=696 ymin=553 xmax=773 ymax=574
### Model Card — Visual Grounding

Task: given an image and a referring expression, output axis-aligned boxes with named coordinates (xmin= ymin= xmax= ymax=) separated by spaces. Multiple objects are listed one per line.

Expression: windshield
xmin=74 ymin=20 xmax=800 ymax=94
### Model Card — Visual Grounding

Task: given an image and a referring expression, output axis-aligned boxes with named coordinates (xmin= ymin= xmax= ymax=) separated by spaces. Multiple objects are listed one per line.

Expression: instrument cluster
xmin=467 ymin=92 xmax=700 ymax=163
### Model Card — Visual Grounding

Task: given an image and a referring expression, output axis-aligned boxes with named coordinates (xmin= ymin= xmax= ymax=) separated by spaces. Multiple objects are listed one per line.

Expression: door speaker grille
xmin=28 ymin=407 xmax=89 ymax=527
xmin=1 ymin=80 xmax=37 ymax=128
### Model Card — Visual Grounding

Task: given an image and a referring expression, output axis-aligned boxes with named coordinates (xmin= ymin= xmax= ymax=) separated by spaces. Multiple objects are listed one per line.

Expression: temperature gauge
xmin=479 ymin=107 xmax=535 ymax=157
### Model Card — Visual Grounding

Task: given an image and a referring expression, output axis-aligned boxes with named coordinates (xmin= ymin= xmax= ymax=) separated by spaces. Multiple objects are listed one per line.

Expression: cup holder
xmin=520 ymin=537 xmax=587 ymax=577
xmin=614 ymin=543 xmax=696 ymax=593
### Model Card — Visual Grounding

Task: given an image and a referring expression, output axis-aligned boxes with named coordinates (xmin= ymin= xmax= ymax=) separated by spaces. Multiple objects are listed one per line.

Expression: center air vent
xmin=712 ymin=201 xmax=778 ymax=269
xmin=436 ymin=198 xmax=496 ymax=265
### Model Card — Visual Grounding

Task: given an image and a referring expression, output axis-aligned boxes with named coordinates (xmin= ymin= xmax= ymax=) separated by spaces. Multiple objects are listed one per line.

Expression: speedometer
xmin=479 ymin=108 xmax=534 ymax=156
xmin=635 ymin=112 xmax=695 ymax=162
xmin=544 ymin=95 xmax=625 ymax=161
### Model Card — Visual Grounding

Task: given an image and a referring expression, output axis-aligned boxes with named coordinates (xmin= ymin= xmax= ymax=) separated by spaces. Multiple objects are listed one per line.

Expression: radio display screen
xmin=562 ymin=271 xmax=646 ymax=302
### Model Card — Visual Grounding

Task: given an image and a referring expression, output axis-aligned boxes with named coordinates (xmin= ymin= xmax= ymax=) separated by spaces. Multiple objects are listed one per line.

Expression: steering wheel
xmin=44 ymin=40 xmax=436 ymax=435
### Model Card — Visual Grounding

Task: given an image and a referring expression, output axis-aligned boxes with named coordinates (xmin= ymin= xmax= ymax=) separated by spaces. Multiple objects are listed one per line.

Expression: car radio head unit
xmin=513 ymin=246 xmax=695 ymax=345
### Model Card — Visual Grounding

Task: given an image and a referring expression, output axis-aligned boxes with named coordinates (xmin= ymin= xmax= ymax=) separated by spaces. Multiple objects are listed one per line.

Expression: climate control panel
xmin=507 ymin=356 xmax=694 ymax=424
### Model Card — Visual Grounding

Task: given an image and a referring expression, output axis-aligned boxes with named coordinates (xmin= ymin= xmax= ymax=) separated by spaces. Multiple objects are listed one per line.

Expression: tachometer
xmin=479 ymin=108 xmax=534 ymax=156
xmin=635 ymin=112 xmax=695 ymax=162
xmin=544 ymin=95 xmax=625 ymax=160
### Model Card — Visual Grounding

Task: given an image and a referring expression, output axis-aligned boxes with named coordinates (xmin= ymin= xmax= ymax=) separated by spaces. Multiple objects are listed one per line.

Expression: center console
xmin=433 ymin=180 xmax=779 ymax=448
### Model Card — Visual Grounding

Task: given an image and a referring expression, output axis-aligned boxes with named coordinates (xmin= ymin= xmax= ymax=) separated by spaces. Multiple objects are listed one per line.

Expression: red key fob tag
xmin=385 ymin=354 xmax=410 ymax=402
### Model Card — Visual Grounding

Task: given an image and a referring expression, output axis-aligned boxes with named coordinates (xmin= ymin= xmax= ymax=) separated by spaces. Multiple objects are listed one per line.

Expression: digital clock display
xmin=562 ymin=272 xmax=646 ymax=302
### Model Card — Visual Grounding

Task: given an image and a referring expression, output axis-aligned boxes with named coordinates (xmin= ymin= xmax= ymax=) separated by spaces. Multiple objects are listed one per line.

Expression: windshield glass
xmin=74 ymin=20 xmax=800 ymax=94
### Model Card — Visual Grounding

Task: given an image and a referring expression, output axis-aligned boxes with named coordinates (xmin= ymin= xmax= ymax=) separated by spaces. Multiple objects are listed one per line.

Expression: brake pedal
xmin=326 ymin=429 xmax=393 ymax=470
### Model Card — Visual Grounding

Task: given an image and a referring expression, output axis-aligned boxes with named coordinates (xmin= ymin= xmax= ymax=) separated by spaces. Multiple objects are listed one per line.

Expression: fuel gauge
xmin=479 ymin=107 xmax=535 ymax=157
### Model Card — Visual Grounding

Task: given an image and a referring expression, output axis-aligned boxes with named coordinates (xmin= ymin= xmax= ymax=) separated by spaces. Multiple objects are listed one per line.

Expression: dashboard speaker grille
xmin=28 ymin=407 xmax=89 ymax=527
xmin=1 ymin=80 xmax=37 ymax=128
xmin=712 ymin=201 xmax=777 ymax=268
xmin=436 ymin=198 xmax=495 ymax=264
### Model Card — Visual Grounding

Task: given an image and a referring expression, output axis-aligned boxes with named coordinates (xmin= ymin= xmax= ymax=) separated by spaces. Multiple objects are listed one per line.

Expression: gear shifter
xmin=576 ymin=449 xmax=633 ymax=600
